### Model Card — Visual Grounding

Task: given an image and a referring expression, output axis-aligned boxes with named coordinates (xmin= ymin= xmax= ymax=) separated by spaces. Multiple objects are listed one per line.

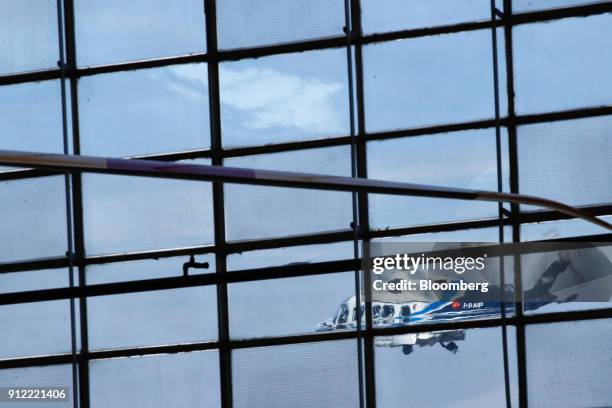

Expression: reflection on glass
xmin=90 ymin=351 xmax=221 ymax=408
xmin=514 ymin=14 xmax=612 ymax=114
xmin=224 ymin=146 xmax=352 ymax=240
xmin=364 ymin=29 xmax=498 ymax=132
xmin=518 ymin=116 xmax=612 ymax=209
xmin=82 ymin=168 xmax=214 ymax=255
xmin=526 ymin=319 xmax=612 ymax=407
xmin=87 ymin=286 xmax=217 ymax=350
xmin=220 ymin=49 xmax=349 ymax=147
xmin=229 ymin=272 xmax=355 ymax=339
xmin=368 ymin=129 xmax=502 ymax=229
xmin=319 ymin=241 xmax=523 ymax=361
xmin=217 ymin=0 xmax=344 ymax=49
xmin=232 ymin=340 xmax=360 ymax=408
xmin=314 ymin=242 xmax=610 ymax=337
xmin=74 ymin=0 xmax=206 ymax=66
xmin=0 ymin=0 xmax=58 ymax=74
xmin=376 ymin=327 xmax=517 ymax=407
xmin=0 ymin=176 xmax=67 ymax=263
xmin=79 ymin=64 xmax=210 ymax=157
xmin=362 ymin=0 xmax=490 ymax=34
xmin=317 ymin=244 xmax=515 ymax=333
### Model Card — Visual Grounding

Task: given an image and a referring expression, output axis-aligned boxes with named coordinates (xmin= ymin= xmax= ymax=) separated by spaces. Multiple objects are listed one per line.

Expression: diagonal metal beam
xmin=0 ymin=149 xmax=610 ymax=231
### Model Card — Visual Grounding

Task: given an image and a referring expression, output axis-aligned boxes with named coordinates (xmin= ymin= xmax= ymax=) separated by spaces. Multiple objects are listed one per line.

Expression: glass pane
xmin=90 ymin=351 xmax=221 ymax=408
xmin=526 ymin=319 xmax=612 ymax=407
xmin=79 ymin=64 xmax=210 ymax=157
xmin=232 ymin=340 xmax=360 ymax=408
xmin=521 ymin=215 xmax=612 ymax=241
xmin=362 ymin=0 xmax=490 ymax=34
xmin=217 ymin=0 xmax=344 ymax=50
xmin=0 ymin=268 xmax=69 ymax=293
xmin=219 ymin=49 xmax=349 ymax=148
xmin=514 ymin=14 xmax=612 ymax=114
xmin=518 ymin=116 xmax=612 ymax=208
xmin=224 ymin=146 xmax=352 ymax=240
xmin=376 ymin=327 xmax=517 ymax=408
xmin=0 ymin=81 xmax=63 ymax=171
xmin=87 ymin=286 xmax=217 ymax=350
xmin=82 ymin=169 xmax=214 ymax=255
xmin=0 ymin=365 xmax=74 ymax=408
xmin=229 ymin=271 xmax=355 ymax=339
xmin=513 ymin=0 xmax=609 ymax=12
xmin=364 ymin=29 xmax=499 ymax=132
xmin=373 ymin=227 xmax=506 ymax=243
xmin=0 ymin=0 xmax=58 ymax=75
xmin=368 ymin=129 xmax=502 ymax=230
xmin=0 ymin=300 xmax=72 ymax=359
xmin=227 ymin=241 xmax=354 ymax=271
xmin=74 ymin=0 xmax=206 ymax=67
xmin=88 ymin=255 xmax=215 ymax=285
xmin=0 ymin=176 xmax=67 ymax=263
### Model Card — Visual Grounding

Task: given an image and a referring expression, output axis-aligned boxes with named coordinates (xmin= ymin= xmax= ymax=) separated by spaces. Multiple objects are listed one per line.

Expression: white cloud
xmin=152 ymin=63 xmax=346 ymax=137
xmin=151 ymin=64 xmax=209 ymax=100
xmin=219 ymin=65 xmax=345 ymax=134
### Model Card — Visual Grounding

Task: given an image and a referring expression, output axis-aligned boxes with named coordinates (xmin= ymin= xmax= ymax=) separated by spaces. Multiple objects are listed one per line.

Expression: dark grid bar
xmin=343 ymin=1 xmax=366 ymax=407
xmin=489 ymin=2 xmax=512 ymax=407
xmin=204 ymin=1 xmax=233 ymax=407
xmin=347 ymin=0 xmax=378 ymax=406
xmin=1 ymin=2 xmax=612 ymax=408
xmin=501 ymin=0 xmax=530 ymax=406
xmin=55 ymin=0 xmax=79 ymax=406
xmin=68 ymin=0 xmax=90 ymax=407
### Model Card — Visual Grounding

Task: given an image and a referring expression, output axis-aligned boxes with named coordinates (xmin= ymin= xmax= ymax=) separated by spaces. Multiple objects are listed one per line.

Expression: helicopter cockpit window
xmin=373 ymin=305 xmax=381 ymax=318
xmin=400 ymin=305 xmax=411 ymax=317
xmin=382 ymin=305 xmax=395 ymax=318
xmin=336 ymin=304 xmax=349 ymax=324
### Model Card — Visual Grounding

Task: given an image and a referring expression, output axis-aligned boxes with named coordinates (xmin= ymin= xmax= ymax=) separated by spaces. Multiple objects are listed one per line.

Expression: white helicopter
xmin=316 ymin=295 xmax=467 ymax=355
xmin=316 ymin=242 xmax=612 ymax=355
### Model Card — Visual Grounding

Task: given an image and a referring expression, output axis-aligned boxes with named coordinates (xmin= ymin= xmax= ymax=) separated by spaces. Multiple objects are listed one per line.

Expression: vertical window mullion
xmin=204 ymin=0 xmax=233 ymax=407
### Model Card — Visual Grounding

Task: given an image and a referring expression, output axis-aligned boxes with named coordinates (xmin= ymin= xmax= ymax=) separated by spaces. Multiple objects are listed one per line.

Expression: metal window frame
xmin=0 ymin=1 xmax=612 ymax=407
